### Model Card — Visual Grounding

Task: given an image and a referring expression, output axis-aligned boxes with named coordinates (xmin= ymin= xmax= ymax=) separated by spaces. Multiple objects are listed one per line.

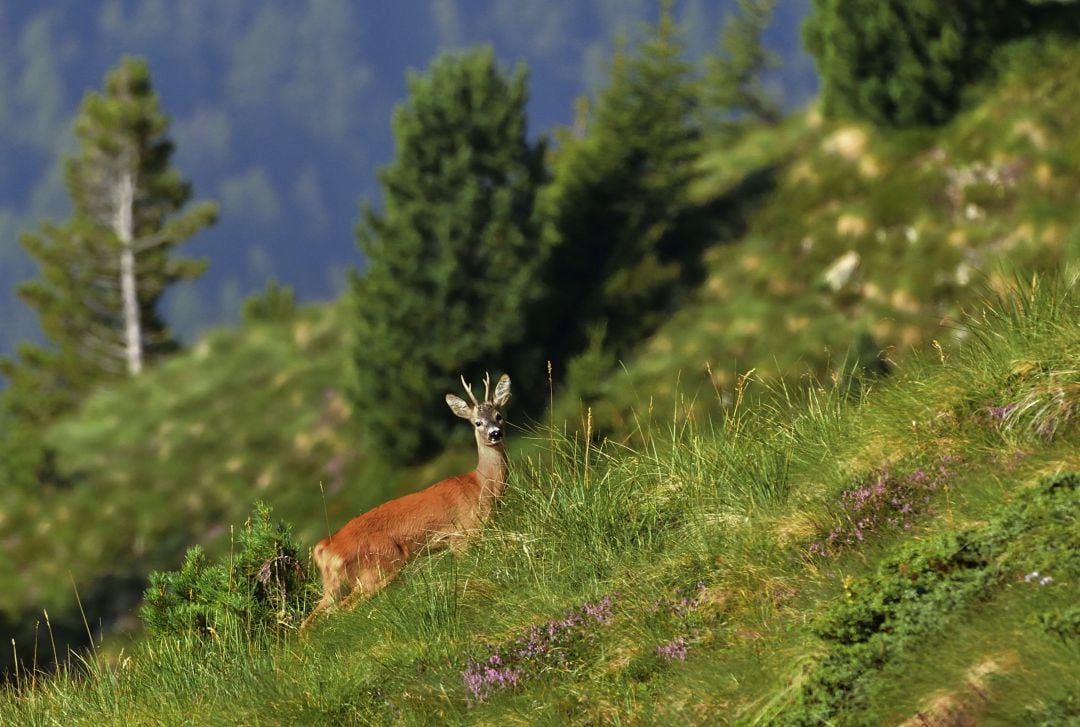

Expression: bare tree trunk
xmin=114 ymin=170 xmax=142 ymax=375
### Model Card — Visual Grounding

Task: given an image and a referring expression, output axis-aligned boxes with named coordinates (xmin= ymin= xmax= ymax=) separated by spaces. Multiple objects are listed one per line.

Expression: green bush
xmin=141 ymin=503 xmax=316 ymax=638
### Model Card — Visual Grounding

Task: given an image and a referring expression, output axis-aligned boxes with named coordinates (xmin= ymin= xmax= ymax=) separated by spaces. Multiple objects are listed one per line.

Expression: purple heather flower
xmin=810 ymin=456 xmax=958 ymax=557
xmin=462 ymin=659 xmax=524 ymax=701
xmin=465 ymin=594 xmax=621 ymax=702
xmin=583 ymin=598 xmax=613 ymax=624
xmin=656 ymin=637 xmax=688 ymax=661
xmin=986 ymin=404 xmax=1017 ymax=423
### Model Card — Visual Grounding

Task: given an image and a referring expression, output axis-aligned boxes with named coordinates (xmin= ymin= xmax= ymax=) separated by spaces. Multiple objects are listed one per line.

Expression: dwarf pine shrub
xmin=141 ymin=503 xmax=317 ymax=638
xmin=783 ymin=471 xmax=1080 ymax=724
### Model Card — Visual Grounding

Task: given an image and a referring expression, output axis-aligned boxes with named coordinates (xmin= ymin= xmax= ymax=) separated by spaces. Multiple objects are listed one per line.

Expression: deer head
xmin=446 ymin=373 xmax=511 ymax=447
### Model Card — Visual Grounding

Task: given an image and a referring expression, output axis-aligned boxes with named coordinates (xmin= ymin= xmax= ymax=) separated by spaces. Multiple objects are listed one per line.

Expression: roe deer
xmin=301 ymin=373 xmax=511 ymax=630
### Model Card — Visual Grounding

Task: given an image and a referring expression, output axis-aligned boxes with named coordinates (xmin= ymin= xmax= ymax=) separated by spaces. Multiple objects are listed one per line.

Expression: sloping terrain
xmin=2 ymin=305 xmax=357 ymax=659
xmin=584 ymin=38 xmax=1080 ymax=431
xmin=0 ymin=36 xmax=1079 ymax=725
xmin=3 ymin=276 xmax=1077 ymax=725
xmin=0 ymin=299 xmax=487 ymax=669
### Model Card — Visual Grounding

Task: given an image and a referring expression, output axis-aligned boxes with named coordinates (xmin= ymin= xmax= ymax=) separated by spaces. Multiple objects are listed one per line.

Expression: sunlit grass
xmin=589 ymin=37 xmax=1080 ymax=435
xmin=5 ymin=35 xmax=1080 ymax=725
xmin=1 ymin=275 xmax=1077 ymax=725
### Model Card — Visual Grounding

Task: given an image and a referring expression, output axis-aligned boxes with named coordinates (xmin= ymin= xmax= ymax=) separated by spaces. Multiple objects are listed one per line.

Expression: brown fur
xmin=301 ymin=374 xmax=510 ymax=630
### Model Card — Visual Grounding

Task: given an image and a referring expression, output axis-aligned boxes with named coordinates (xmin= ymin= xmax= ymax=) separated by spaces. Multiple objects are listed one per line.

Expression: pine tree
xmin=539 ymin=3 xmax=701 ymax=370
xmin=803 ymin=0 xmax=1079 ymax=127
xmin=1 ymin=56 xmax=217 ymax=423
xmin=350 ymin=47 xmax=548 ymax=462
xmin=242 ymin=279 xmax=296 ymax=324
xmin=704 ymin=0 xmax=782 ymax=133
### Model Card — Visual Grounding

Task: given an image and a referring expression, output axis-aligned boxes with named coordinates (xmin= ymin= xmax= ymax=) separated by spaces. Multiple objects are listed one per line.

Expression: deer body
xmin=302 ymin=374 xmax=511 ymax=630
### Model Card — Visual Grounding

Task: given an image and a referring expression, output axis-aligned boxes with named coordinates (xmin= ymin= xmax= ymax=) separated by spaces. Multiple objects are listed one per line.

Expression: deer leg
xmin=340 ymin=554 xmax=403 ymax=612
xmin=299 ymin=593 xmax=335 ymax=632
xmin=301 ymin=545 xmax=350 ymax=633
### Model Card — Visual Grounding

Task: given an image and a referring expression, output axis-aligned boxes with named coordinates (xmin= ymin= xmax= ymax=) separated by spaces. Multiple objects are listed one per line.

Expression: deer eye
xmin=495 ymin=414 xmax=502 ymax=422
xmin=474 ymin=420 xmax=482 ymax=427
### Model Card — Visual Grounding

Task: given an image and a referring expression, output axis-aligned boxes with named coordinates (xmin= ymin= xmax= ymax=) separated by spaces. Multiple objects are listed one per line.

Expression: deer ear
xmin=492 ymin=374 xmax=511 ymax=407
xmin=446 ymin=394 xmax=472 ymax=419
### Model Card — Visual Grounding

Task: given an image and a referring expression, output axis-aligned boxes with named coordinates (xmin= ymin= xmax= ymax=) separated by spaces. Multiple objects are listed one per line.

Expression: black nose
xmin=490 ymin=428 xmax=502 ymax=441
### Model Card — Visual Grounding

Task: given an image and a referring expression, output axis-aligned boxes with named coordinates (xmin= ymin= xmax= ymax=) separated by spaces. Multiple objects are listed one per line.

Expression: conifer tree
xmin=705 ymin=0 xmax=782 ymax=132
xmin=539 ymin=3 xmax=701 ymax=369
xmin=1 ymin=56 xmax=217 ymax=423
xmin=350 ymin=47 xmax=548 ymax=462
xmin=802 ymin=0 xmax=1077 ymax=127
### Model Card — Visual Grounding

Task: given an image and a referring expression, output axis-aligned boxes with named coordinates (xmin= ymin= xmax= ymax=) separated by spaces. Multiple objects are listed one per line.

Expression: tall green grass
xmin=8 ymin=37 xmax=1080 ymax=693
xmin=2 ymin=276 xmax=1077 ymax=724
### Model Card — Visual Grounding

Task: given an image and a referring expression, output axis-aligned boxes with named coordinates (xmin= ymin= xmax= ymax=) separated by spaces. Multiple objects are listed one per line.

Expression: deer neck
xmin=474 ymin=441 xmax=508 ymax=503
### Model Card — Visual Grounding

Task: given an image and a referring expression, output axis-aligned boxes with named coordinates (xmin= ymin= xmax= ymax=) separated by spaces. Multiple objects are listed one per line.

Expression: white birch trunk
xmin=114 ymin=170 xmax=143 ymax=375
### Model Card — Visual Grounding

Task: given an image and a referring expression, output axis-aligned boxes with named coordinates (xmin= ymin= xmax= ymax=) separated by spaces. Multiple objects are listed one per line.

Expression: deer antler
xmin=482 ymin=372 xmax=492 ymax=403
xmin=460 ymin=375 xmax=479 ymax=406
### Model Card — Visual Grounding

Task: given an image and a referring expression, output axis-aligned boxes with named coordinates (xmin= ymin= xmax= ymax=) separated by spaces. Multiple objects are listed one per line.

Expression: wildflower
xmin=656 ymin=636 xmax=688 ymax=661
xmin=669 ymin=583 xmax=707 ymax=619
xmin=462 ymin=658 xmax=523 ymax=701
xmin=809 ymin=454 xmax=958 ymax=557
xmin=583 ymin=595 xmax=614 ymax=624
xmin=1024 ymin=571 xmax=1040 ymax=583
xmin=1040 ymin=576 xmax=1053 ymax=586
xmin=985 ymin=403 xmax=1017 ymax=423
xmin=464 ymin=594 xmax=617 ymax=703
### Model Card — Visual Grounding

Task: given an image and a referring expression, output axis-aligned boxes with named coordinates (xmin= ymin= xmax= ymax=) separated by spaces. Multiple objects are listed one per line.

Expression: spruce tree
xmin=1 ymin=56 xmax=217 ymax=423
xmin=802 ymin=0 xmax=1076 ymax=127
xmin=539 ymin=3 xmax=701 ymax=370
xmin=350 ymin=47 xmax=548 ymax=462
xmin=705 ymin=0 xmax=782 ymax=132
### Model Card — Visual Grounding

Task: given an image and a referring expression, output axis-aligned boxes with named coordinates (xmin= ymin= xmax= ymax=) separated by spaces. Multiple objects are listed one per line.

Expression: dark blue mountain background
xmin=0 ymin=0 xmax=816 ymax=357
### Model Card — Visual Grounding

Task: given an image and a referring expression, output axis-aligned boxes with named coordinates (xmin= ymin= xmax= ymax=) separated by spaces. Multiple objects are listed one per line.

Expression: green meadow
xmin=2 ymin=24 xmax=1080 ymax=727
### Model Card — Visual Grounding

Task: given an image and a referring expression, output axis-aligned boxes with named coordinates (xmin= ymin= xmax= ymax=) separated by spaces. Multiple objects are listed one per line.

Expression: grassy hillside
xmin=2 ymin=276 xmax=1077 ymax=725
xmin=2 ymin=35 xmax=1080 ymax=724
xmin=0 ymin=301 xmax=478 ymax=666
xmin=581 ymin=38 xmax=1080 ymax=431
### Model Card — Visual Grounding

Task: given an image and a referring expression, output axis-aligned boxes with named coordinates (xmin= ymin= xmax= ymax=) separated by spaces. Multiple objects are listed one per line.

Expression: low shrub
xmin=141 ymin=503 xmax=317 ymax=638
xmin=809 ymin=454 xmax=958 ymax=558
xmin=781 ymin=471 xmax=1078 ymax=724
